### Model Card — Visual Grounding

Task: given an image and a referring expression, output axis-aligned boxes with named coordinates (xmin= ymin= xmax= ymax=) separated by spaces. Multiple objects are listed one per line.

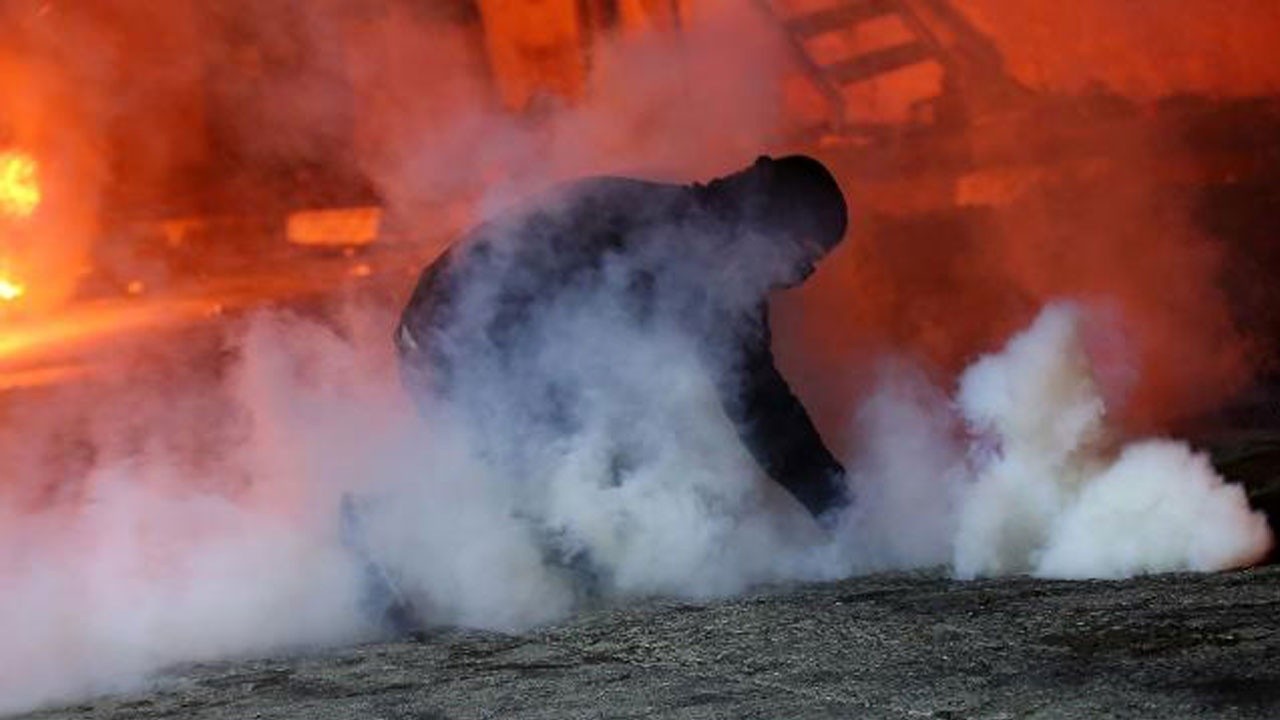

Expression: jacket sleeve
xmin=718 ymin=307 xmax=850 ymax=520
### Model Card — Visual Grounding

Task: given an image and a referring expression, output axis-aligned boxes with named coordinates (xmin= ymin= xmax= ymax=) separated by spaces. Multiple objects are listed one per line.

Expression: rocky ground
xmin=21 ymin=565 xmax=1280 ymax=720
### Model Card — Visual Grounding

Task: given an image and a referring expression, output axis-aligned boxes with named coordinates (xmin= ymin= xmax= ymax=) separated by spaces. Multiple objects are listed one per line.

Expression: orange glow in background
xmin=476 ymin=0 xmax=589 ymax=111
xmin=0 ymin=0 xmax=1276 ymax=437
xmin=959 ymin=0 xmax=1280 ymax=98
xmin=1 ymin=150 xmax=41 ymax=305
xmin=0 ymin=151 xmax=41 ymax=218
xmin=1 ymin=38 xmax=103 ymax=315
xmin=0 ymin=276 xmax=25 ymax=302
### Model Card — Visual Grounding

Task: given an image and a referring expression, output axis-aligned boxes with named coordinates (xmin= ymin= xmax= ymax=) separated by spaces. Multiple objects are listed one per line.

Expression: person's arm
xmin=718 ymin=307 xmax=850 ymax=521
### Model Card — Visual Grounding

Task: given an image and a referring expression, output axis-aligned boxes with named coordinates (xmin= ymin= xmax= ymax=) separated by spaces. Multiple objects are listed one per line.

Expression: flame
xmin=1 ymin=150 xmax=39 ymax=305
xmin=0 ymin=275 xmax=25 ymax=302
xmin=0 ymin=151 xmax=41 ymax=218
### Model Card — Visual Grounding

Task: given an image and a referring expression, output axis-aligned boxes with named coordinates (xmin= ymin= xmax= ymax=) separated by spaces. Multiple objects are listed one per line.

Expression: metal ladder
xmin=755 ymin=0 xmax=1024 ymax=137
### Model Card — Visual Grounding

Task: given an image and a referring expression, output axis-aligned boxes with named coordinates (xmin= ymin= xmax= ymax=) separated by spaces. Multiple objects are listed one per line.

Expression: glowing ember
xmin=0 ymin=276 xmax=25 ymax=302
xmin=0 ymin=151 xmax=41 ymax=218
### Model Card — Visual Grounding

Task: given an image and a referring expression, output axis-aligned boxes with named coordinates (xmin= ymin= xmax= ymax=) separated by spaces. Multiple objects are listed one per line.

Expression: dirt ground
xmin=20 ymin=565 xmax=1280 ymax=720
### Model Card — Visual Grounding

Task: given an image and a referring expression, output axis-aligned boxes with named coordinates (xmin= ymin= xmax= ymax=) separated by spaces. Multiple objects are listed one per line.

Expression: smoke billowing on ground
xmin=3 ymin=295 xmax=1270 ymax=715
xmin=0 ymin=0 xmax=1275 ymax=714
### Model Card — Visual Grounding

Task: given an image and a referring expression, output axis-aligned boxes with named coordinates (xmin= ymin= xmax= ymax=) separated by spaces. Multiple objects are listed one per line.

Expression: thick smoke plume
xmin=2 ymin=301 xmax=1272 ymax=713
xmin=951 ymin=303 xmax=1272 ymax=578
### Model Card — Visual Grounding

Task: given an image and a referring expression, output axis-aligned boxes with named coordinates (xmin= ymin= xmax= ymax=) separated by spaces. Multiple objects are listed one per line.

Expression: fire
xmin=1 ymin=150 xmax=39 ymax=305
xmin=0 ymin=275 xmax=25 ymax=302
xmin=0 ymin=151 xmax=41 ymax=218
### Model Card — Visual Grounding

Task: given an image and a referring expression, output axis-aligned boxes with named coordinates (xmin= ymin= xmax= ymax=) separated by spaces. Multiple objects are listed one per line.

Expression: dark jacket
xmin=396 ymin=174 xmax=848 ymax=520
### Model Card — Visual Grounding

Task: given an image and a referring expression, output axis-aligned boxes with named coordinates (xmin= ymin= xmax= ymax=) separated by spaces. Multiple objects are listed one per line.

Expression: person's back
xmin=397 ymin=177 xmax=699 ymax=401
xmin=396 ymin=156 xmax=851 ymax=538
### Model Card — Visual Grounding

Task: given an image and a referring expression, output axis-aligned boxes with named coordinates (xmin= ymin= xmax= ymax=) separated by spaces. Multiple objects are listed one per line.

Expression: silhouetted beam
xmin=825 ymin=41 xmax=933 ymax=84
xmin=785 ymin=0 xmax=898 ymax=37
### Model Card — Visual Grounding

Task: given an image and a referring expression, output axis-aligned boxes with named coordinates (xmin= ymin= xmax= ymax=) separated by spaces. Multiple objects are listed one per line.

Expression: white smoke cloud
xmin=832 ymin=360 xmax=965 ymax=572
xmin=951 ymin=302 xmax=1273 ymax=579
xmin=0 ymin=317 xmax=376 ymax=713
xmin=1 ymin=297 xmax=1272 ymax=715
xmin=1037 ymin=439 xmax=1272 ymax=578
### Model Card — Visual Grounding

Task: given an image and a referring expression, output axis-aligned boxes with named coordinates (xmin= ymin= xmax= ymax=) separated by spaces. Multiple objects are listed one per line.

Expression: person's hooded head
xmin=700 ymin=154 xmax=848 ymax=288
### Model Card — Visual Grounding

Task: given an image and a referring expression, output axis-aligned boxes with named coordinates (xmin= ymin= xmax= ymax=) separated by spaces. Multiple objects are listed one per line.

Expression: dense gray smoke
xmin=2 ymin=299 xmax=1272 ymax=714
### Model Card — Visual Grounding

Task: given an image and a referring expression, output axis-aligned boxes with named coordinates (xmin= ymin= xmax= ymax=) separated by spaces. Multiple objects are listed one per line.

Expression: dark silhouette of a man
xmin=396 ymin=155 xmax=850 ymax=526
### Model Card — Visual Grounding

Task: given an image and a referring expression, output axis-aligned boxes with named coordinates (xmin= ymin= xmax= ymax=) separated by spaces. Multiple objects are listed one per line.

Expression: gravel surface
xmin=20 ymin=565 xmax=1280 ymax=720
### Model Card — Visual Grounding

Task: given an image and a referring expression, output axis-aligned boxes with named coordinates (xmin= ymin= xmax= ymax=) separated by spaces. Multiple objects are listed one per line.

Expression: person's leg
xmin=340 ymin=493 xmax=421 ymax=637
